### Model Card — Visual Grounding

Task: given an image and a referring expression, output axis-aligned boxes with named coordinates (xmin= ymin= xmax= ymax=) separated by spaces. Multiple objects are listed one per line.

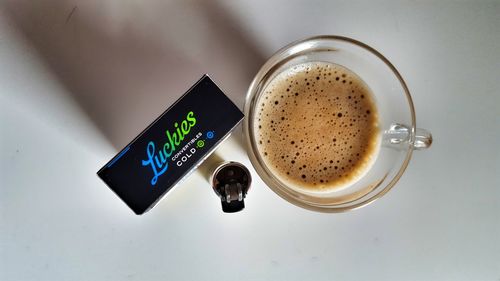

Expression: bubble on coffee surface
xmin=255 ymin=62 xmax=380 ymax=192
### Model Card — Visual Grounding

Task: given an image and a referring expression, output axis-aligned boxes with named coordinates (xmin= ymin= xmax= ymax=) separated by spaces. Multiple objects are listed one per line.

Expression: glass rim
xmin=243 ymin=35 xmax=416 ymax=212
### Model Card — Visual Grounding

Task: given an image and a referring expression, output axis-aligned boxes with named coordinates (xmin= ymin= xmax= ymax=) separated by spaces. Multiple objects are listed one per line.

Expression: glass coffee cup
xmin=243 ymin=35 xmax=432 ymax=212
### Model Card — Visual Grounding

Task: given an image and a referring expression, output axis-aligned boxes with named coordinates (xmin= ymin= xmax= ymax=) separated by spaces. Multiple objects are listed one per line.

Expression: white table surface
xmin=1 ymin=1 xmax=499 ymax=280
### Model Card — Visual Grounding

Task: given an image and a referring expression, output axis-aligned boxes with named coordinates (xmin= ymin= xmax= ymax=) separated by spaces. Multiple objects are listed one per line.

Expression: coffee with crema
xmin=254 ymin=62 xmax=380 ymax=192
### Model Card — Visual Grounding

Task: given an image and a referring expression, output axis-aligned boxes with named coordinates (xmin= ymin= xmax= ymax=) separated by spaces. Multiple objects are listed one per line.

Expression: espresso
xmin=255 ymin=62 xmax=380 ymax=192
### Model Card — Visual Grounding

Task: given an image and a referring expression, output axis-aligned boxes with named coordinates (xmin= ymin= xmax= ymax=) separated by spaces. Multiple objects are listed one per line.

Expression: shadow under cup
xmin=243 ymin=36 xmax=432 ymax=212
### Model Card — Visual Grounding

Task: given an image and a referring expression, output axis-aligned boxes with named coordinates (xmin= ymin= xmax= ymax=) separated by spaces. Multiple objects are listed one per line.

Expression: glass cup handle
xmin=383 ymin=123 xmax=433 ymax=150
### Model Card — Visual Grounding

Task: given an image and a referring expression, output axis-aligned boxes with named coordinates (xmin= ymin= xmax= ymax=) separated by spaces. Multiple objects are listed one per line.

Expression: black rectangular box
xmin=97 ymin=75 xmax=244 ymax=214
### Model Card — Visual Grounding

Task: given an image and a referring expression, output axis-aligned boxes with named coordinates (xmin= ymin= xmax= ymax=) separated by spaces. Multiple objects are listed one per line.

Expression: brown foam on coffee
xmin=255 ymin=62 xmax=380 ymax=192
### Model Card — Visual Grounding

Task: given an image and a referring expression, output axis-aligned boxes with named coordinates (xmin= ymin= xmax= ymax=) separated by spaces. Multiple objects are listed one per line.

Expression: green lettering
xmin=175 ymin=125 xmax=184 ymax=143
xmin=166 ymin=130 xmax=177 ymax=151
xmin=163 ymin=111 xmax=197 ymax=157
xmin=186 ymin=111 xmax=196 ymax=127
xmin=181 ymin=120 xmax=190 ymax=135
xmin=163 ymin=142 xmax=173 ymax=157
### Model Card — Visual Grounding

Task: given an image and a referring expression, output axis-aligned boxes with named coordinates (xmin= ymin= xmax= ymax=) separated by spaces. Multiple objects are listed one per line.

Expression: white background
xmin=1 ymin=1 xmax=499 ymax=280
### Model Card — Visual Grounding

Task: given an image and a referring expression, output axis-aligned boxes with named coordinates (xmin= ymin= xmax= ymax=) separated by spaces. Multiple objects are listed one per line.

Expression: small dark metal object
xmin=210 ymin=162 xmax=251 ymax=213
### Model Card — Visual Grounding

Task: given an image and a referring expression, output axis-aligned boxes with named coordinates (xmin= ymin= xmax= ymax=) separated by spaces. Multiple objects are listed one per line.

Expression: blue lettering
xmin=141 ymin=141 xmax=168 ymax=186
xmin=141 ymin=112 xmax=197 ymax=186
